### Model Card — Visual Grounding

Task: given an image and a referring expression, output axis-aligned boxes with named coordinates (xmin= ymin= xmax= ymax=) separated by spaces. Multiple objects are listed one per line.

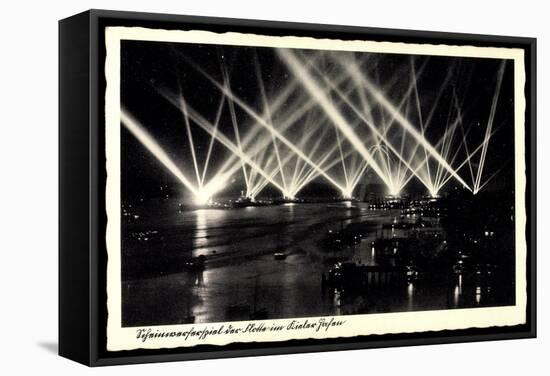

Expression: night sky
xmin=120 ymin=39 xmax=515 ymax=202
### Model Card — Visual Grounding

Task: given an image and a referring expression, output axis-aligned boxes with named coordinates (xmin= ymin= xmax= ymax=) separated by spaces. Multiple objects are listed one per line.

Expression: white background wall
xmin=0 ymin=0 xmax=546 ymax=374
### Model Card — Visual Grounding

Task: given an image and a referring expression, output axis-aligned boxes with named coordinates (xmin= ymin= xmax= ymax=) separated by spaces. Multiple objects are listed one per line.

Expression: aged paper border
xmin=105 ymin=26 xmax=527 ymax=351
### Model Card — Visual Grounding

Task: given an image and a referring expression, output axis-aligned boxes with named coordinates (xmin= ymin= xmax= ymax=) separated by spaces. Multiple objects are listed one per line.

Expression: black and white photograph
xmin=1 ymin=0 xmax=547 ymax=372
xmin=104 ymin=26 xmax=528 ymax=351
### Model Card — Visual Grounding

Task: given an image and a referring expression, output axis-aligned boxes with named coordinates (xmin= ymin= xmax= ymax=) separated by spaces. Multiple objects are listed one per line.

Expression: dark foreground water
xmin=121 ymin=200 xmax=514 ymax=327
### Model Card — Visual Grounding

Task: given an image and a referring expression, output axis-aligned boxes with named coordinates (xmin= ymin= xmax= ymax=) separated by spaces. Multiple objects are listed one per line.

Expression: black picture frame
xmin=59 ymin=9 xmax=536 ymax=366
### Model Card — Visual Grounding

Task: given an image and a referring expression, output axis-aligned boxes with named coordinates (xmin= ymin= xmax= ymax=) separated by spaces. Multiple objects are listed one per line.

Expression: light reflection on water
xmin=476 ymin=286 xmax=482 ymax=305
xmin=407 ymin=283 xmax=414 ymax=311
xmin=122 ymin=201 xmax=509 ymax=326
xmin=192 ymin=209 xmax=228 ymax=250
xmin=453 ymin=274 xmax=463 ymax=307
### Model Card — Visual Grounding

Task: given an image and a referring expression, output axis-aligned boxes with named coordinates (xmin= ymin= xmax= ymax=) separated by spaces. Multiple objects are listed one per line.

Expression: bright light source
xmin=193 ymin=190 xmax=211 ymax=206
xmin=428 ymin=187 xmax=440 ymax=198
xmin=196 ymin=174 xmax=230 ymax=205
xmin=277 ymin=49 xmax=390 ymax=188
xmin=388 ymin=188 xmax=401 ymax=197
xmin=343 ymin=59 xmax=471 ymax=191
xmin=175 ymin=56 xmax=348 ymax=196
xmin=341 ymin=188 xmax=353 ymax=199
xmin=138 ymin=48 xmax=505 ymax=202
xmin=120 ymin=109 xmax=199 ymax=196
xmin=162 ymin=90 xmax=288 ymax=195
xmin=474 ymin=61 xmax=506 ymax=194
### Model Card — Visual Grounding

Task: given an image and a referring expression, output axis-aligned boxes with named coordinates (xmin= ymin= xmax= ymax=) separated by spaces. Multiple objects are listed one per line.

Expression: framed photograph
xmin=59 ymin=9 xmax=536 ymax=366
